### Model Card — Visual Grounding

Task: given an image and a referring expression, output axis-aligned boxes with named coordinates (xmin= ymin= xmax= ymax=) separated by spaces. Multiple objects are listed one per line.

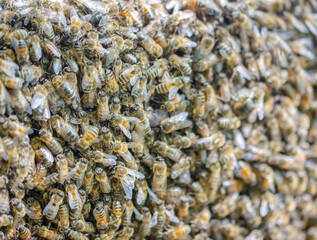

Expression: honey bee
xmin=94 ymin=167 xmax=112 ymax=194
xmin=155 ymin=77 xmax=185 ymax=100
xmin=62 ymin=48 xmax=79 ymax=73
xmin=1 ymin=74 xmax=24 ymax=90
xmin=192 ymin=208 xmax=211 ymax=231
xmin=174 ymin=135 xmax=192 ymax=149
xmin=28 ymin=34 xmax=42 ymax=62
xmin=192 ymin=90 xmax=206 ymax=119
xmin=137 ymin=32 xmax=163 ymax=58
xmin=3 ymin=136 xmax=19 ymax=167
xmin=218 ymin=116 xmax=241 ymax=130
xmin=97 ymin=91 xmax=109 ymax=121
xmin=41 ymin=38 xmax=61 ymax=58
xmin=161 ymin=111 xmax=192 ymax=134
xmin=153 ymin=141 xmax=182 ymax=162
xmin=192 ymin=132 xmax=226 ymax=150
xmin=105 ymin=68 xmax=119 ymax=94
xmin=191 ymin=182 xmax=207 ymax=205
xmin=234 ymin=160 xmax=256 ymax=185
xmin=50 ymin=115 xmax=79 ymax=144
xmin=66 ymin=229 xmax=89 ymax=240
xmin=213 ymin=192 xmax=239 ymax=218
xmin=52 ymin=75 xmax=77 ymax=105
xmin=193 ymin=36 xmax=215 ymax=61
xmin=146 ymin=59 xmax=167 ymax=79
xmin=66 ymin=183 xmax=83 ymax=213
xmin=11 ymin=37 xmax=29 ymax=65
xmin=38 ymin=226 xmax=64 ymax=240
xmin=109 ymin=112 xmax=140 ymax=139
xmin=114 ymin=165 xmax=145 ymax=199
xmin=43 ymin=189 xmax=64 ymax=221
xmin=57 ymin=204 xmax=70 ymax=231
xmin=117 ymin=226 xmax=134 ymax=240
xmin=171 ymin=156 xmax=191 ymax=179
xmin=93 ymin=203 xmax=108 ymax=230
xmin=253 ymin=163 xmax=276 ymax=192
xmin=166 ymin=224 xmax=191 ymax=240
xmin=18 ymin=226 xmax=32 ymax=240
xmin=74 ymin=220 xmax=95 ymax=234
xmin=169 ymin=54 xmax=192 ymax=76
xmin=169 ymin=36 xmax=197 ymax=51
xmin=0 ymin=214 xmax=13 ymax=227
xmin=39 ymin=128 xmax=63 ymax=155
xmin=65 ymin=158 xmax=88 ymax=188
xmin=77 ymin=125 xmax=99 ymax=150
xmin=118 ymin=64 xmax=141 ymax=88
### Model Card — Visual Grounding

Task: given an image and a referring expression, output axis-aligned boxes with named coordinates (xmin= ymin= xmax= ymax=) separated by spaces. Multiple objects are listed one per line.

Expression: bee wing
xmin=149 ymin=211 xmax=158 ymax=228
xmin=0 ymin=60 xmax=18 ymax=77
xmin=124 ymin=116 xmax=141 ymax=124
xmin=76 ymin=173 xmax=84 ymax=188
xmin=103 ymin=153 xmax=117 ymax=160
xmin=31 ymin=42 xmax=43 ymax=60
xmin=11 ymin=37 xmax=19 ymax=52
xmin=129 ymin=75 xmax=138 ymax=86
xmin=168 ymin=86 xmax=179 ymax=100
xmin=291 ymin=16 xmax=309 ymax=33
xmin=169 ymin=111 xmax=189 ymax=122
xmin=43 ymin=200 xmax=53 ymax=216
xmin=234 ymin=65 xmax=251 ymax=81
xmin=120 ymin=178 xmax=134 ymax=199
xmin=66 ymin=58 xmax=79 ymax=73
xmin=126 ymin=142 xmax=138 ymax=149
xmin=165 ymin=209 xmax=179 ymax=223
xmin=118 ymin=151 xmax=133 ymax=163
xmin=147 ymin=188 xmax=158 ymax=202
xmin=118 ymin=124 xmax=132 ymax=139
xmin=43 ymin=103 xmax=51 ymax=120
xmin=98 ymin=16 xmax=108 ymax=26
xmin=52 ymin=58 xmax=62 ymax=75
xmin=183 ymin=39 xmax=197 ymax=48
xmin=133 ymin=206 xmax=143 ymax=221
xmin=305 ymin=19 xmax=317 ymax=36
xmin=126 ymin=168 xmax=145 ymax=179
xmin=65 ymin=166 xmax=78 ymax=183
xmin=31 ymin=92 xmax=46 ymax=110
xmin=100 ymin=157 xmax=116 ymax=166
xmin=137 ymin=187 xmax=146 ymax=205
xmin=23 ymin=202 xmax=38 ymax=220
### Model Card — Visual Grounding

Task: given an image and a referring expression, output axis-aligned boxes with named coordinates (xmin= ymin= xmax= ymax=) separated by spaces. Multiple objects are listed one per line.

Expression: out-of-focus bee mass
xmin=0 ymin=0 xmax=316 ymax=239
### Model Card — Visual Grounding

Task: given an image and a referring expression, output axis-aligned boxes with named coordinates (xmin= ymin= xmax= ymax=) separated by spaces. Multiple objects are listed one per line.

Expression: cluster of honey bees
xmin=0 ymin=0 xmax=317 ymax=239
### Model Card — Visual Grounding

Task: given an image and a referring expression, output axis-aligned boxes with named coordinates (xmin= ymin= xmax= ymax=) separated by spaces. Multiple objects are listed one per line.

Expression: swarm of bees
xmin=0 ymin=0 xmax=317 ymax=239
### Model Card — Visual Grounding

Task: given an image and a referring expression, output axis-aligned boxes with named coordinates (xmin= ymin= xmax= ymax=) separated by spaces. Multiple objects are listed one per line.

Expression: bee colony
xmin=0 ymin=0 xmax=317 ymax=239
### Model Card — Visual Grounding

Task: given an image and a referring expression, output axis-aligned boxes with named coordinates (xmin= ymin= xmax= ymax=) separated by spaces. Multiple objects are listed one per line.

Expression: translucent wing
xmin=137 ymin=187 xmax=146 ymax=205
xmin=165 ymin=209 xmax=179 ymax=223
xmin=65 ymin=166 xmax=78 ymax=183
xmin=291 ymin=16 xmax=308 ymax=33
xmin=257 ymin=99 xmax=264 ymax=121
xmin=98 ymin=16 xmax=108 ymax=26
xmin=127 ymin=169 xmax=145 ymax=179
xmin=126 ymin=142 xmax=139 ymax=149
xmin=100 ymin=157 xmax=116 ymax=166
xmin=260 ymin=200 xmax=268 ymax=217
xmin=66 ymin=58 xmax=79 ymax=73
xmin=103 ymin=153 xmax=117 ymax=160
xmin=120 ymin=178 xmax=134 ymax=199
xmin=149 ymin=211 xmax=158 ymax=228
xmin=52 ymin=58 xmax=62 ymax=75
xmin=305 ymin=19 xmax=317 ymax=36
xmin=133 ymin=206 xmax=143 ymax=221
xmin=234 ymin=130 xmax=245 ymax=150
xmin=43 ymin=200 xmax=53 ymax=216
xmin=118 ymin=124 xmax=132 ymax=139
xmin=76 ymin=173 xmax=84 ymax=188
xmin=130 ymin=75 xmax=138 ymax=86
xmin=147 ymin=188 xmax=158 ymax=202
xmin=24 ymin=202 xmax=39 ymax=220
xmin=169 ymin=112 xmax=188 ymax=122
xmin=31 ymin=92 xmax=46 ymax=109
xmin=168 ymin=86 xmax=179 ymax=100
xmin=119 ymin=151 xmax=134 ymax=163
xmin=124 ymin=116 xmax=141 ymax=123
xmin=31 ymin=42 xmax=42 ymax=61
xmin=43 ymin=103 xmax=51 ymax=120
